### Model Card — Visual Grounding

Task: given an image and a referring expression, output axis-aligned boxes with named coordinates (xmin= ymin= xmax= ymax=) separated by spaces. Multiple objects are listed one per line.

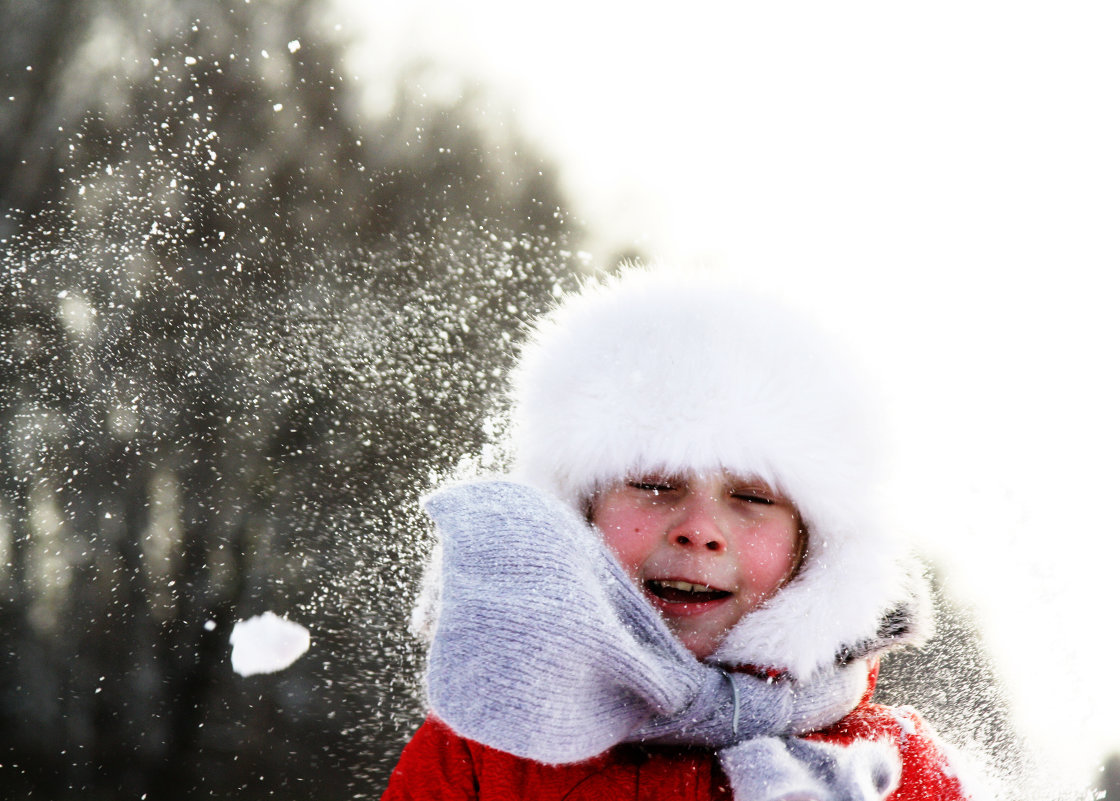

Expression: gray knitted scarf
xmin=419 ymin=480 xmax=901 ymax=801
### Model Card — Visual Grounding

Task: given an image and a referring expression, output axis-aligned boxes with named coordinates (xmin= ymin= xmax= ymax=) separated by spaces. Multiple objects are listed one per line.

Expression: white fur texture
xmin=509 ymin=268 xmax=918 ymax=680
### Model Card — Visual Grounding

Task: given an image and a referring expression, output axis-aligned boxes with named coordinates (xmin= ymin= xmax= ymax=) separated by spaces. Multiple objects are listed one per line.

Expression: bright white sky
xmin=336 ymin=0 xmax=1120 ymax=790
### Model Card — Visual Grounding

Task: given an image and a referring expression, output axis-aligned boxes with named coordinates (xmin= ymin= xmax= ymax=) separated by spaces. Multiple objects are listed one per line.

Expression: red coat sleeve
xmin=382 ymin=716 xmax=480 ymax=801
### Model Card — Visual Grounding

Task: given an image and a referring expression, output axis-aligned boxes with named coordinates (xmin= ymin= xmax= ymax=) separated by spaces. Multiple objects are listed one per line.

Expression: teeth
xmin=655 ymin=580 xmax=712 ymax=593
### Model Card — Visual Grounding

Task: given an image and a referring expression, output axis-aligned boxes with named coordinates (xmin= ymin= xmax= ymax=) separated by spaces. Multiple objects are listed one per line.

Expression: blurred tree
xmin=0 ymin=1 xmax=579 ymax=799
xmin=0 ymin=0 xmax=91 ymax=226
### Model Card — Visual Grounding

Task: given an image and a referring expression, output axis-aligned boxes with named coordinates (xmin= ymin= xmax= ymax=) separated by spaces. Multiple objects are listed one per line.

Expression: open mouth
xmin=645 ymin=579 xmax=732 ymax=604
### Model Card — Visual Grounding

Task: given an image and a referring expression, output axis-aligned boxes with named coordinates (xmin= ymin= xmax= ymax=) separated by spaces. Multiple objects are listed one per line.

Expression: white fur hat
xmin=509 ymin=267 xmax=928 ymax=679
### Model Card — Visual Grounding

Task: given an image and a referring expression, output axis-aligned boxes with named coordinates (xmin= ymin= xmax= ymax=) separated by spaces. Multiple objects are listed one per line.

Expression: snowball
xmin=229 ymin=612 xmax=310 ymax=677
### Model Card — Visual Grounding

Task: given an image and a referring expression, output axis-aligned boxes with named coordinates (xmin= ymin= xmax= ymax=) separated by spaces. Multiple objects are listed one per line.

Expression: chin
xmin=677 ymin=636 xmax=719 ymax=661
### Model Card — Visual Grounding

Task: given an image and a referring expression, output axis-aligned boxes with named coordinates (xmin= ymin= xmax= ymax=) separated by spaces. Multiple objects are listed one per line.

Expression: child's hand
xmin=421 ymin=478 xmax=705 ymax=762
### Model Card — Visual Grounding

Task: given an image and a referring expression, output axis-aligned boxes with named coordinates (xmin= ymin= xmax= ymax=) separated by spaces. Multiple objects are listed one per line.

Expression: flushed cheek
xmin=735 ymin=527 xmax=800 ymax=592
xmin=593 ymin=510 xmax=664 ymax=579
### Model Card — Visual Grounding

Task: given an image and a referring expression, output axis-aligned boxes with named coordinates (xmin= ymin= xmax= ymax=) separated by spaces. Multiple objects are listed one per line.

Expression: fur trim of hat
xmin=508 ymin=267 xmax=930 ymax=680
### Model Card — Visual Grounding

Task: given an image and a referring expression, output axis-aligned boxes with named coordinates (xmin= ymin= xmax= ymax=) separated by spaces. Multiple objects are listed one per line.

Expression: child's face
xmin=591 ymin=471 xmax=803 ymax=660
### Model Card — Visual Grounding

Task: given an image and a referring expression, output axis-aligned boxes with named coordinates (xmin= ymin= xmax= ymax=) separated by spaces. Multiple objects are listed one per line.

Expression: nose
xmin=668 ymin=500 xmax=727 ymax=553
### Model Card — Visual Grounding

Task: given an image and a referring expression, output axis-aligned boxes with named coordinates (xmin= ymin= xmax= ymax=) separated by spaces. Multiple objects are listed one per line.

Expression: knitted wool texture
xmin=422 ymin=481 xmax=901 ymax=801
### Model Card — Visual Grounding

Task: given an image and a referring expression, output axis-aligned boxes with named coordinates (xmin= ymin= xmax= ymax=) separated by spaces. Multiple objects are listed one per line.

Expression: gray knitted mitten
xmin=721 ymin=736 xmax=902 ymax=801
xmin=422 ymin=480 xmax=866 ymax=762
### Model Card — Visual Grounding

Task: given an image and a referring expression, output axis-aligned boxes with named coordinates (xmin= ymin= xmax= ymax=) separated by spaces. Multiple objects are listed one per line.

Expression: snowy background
xmin=1 ymin=0 xmax=1117 ymax=799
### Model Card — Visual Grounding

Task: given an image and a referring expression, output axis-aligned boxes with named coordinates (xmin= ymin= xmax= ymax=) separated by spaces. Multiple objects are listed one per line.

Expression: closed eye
xmin=629 ymin=480 xmax=676 ymax=493
xmin=732 ymin=492 xmax=774 ymax=505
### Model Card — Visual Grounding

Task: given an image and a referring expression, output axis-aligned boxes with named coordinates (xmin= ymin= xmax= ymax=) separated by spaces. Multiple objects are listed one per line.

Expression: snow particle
xmin=229 ymin=612 xmax=311 ymax=677
xmin=287 ymin=40 xmax=301 ymax=54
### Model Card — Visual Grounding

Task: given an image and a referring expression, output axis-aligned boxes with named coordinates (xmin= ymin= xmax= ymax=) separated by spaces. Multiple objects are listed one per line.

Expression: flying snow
xmin=230 ymin=612 xmax=311 ymax=677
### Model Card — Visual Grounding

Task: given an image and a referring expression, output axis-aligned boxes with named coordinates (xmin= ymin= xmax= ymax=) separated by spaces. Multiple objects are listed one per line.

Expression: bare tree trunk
xmin=0 ymin=0 xmax=89 ymax=220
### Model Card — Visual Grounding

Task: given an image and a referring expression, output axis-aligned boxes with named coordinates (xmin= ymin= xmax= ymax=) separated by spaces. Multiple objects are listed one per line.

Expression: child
xmin=383 ymin=269 xmax=987 ymax=800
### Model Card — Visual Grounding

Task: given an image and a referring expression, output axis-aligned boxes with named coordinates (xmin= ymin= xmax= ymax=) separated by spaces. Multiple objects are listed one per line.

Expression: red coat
xmin=382 ymin=669 xmax=974 ymax=801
